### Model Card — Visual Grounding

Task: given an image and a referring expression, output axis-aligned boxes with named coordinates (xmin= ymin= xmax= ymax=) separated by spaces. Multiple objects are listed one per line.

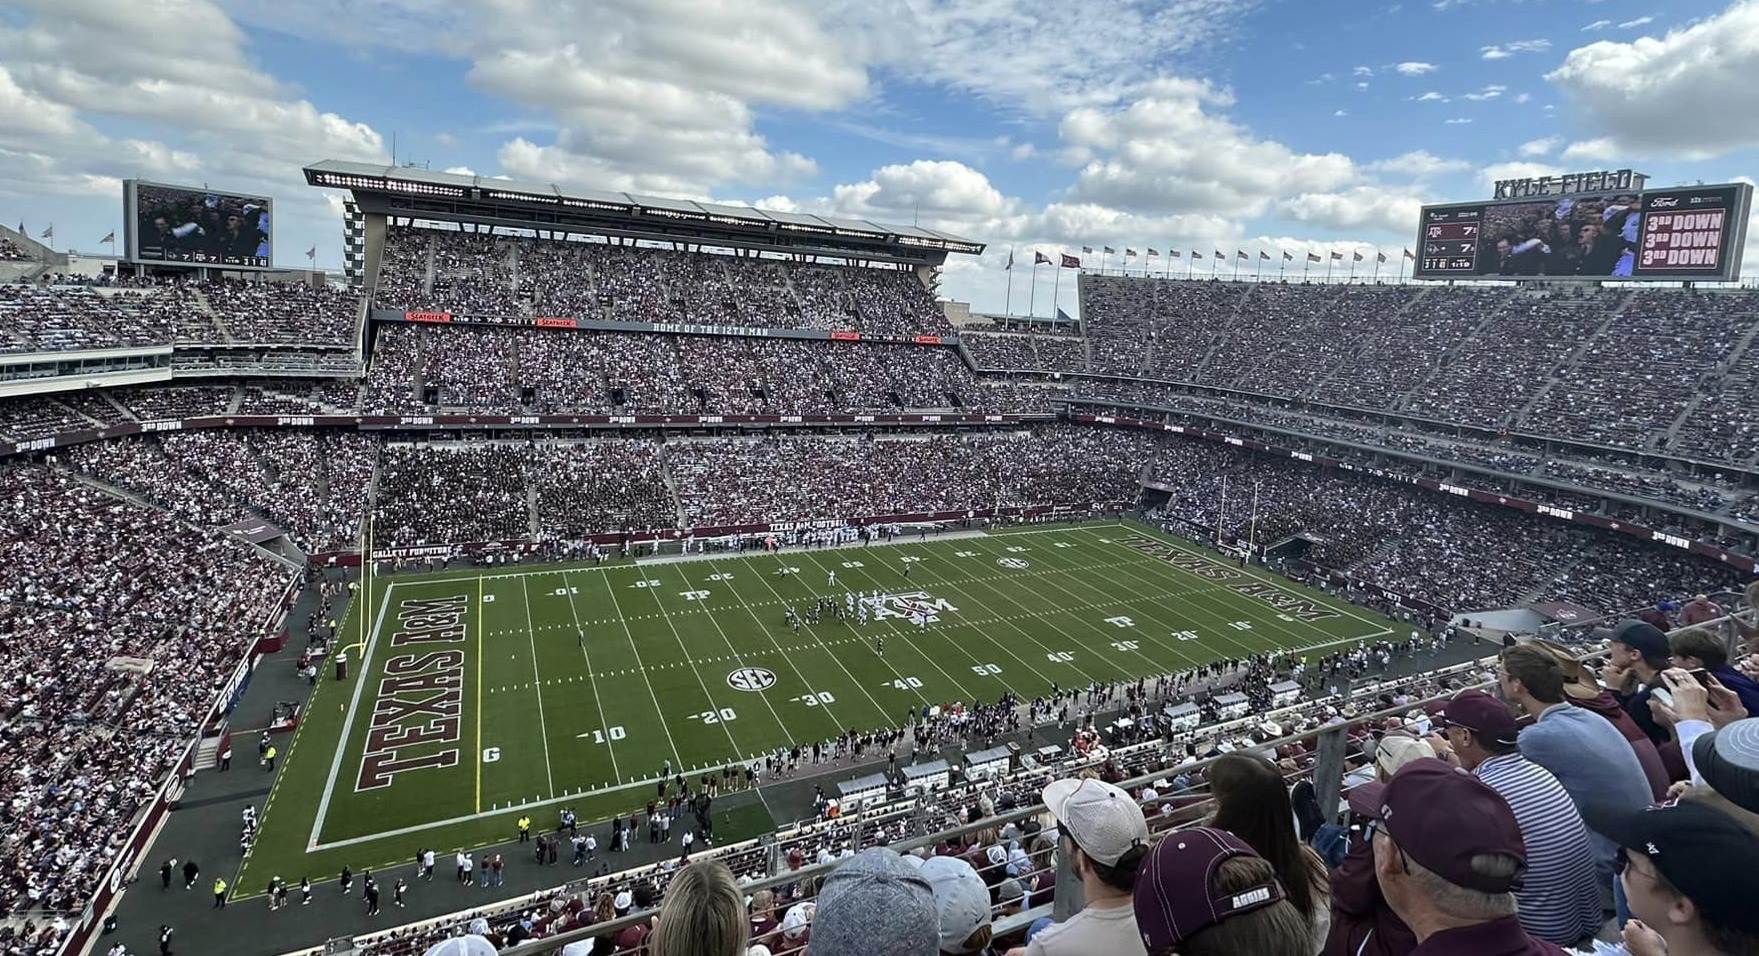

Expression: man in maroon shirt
xmin=1360 ymin=759 xmax=1572 ymax=955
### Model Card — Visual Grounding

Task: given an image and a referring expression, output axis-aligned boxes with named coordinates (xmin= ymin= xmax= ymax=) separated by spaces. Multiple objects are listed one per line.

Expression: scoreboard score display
xmin=1414 ymin=179 xmax=1752 ymax=282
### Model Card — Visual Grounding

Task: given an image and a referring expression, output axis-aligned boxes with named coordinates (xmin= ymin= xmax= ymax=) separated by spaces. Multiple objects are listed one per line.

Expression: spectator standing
xmin=1433 ymin=690 xmax=1602 ymax=947
xmin=651 ymin=859 xmax=745 ymax=956
xmin=1600 ymin=620 xmax=1675 ymax=748
xmin=1207 ymin=752 xmax=1331 ymax=952
xmin=1358 ymin=759 xmax=1571 ymax=955
xmin=920 ymin=856 xmax=993 ymax=955
xmin=1006 ymin=777 xmax=1150 ymax=956
xmin=808 ymin=848 xmax=937 ymax=956
xmin=1499 ymin=644 xmax=1653 ymax=895
xmin=1679 ymin=594 xmax=1726 ymax=627
xmin=1670 ymin=629 xmax=1759 ymax=717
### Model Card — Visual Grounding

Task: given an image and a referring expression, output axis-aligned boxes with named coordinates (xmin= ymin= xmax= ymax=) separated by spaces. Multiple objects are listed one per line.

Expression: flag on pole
xmin=1125 ymin=248 xmax=1137 ymax=257
xmin=99 ymin=231 xmax=115 ymax=244
xmin=1005 ymin=249 xmax=1014 ymax=270
xmin=1192 ymin=251 xmax=1204 ymax=259
xmin=1307 ymin=253 xmax=1322 ymax=263
xmin=1352 ymin=251 xmax=1363 ymax=262
xmin=1103 ymin=246 xmax=1115 ymax=255
xmin=40 ymin=226 xmax=53 ymax=241
xmin=1259 ymin=250 xmax=1270 ymax=260
xmin=306 ymin=245 xmax=317 ymax=260
xmin=1283 ymin=251 xmax=1293 ymax=261
xmin=1082 ymin=246 xmax=1093 ymax=254
xmin=1034 ymin=251 xmax=1052 ymax=265
xmin=1214 ymin=250 xmax=1224 ymax=260
xmin=1403 ymin=248 xmax=1415 ymax=260
xmin=1169 ymin=250 xmax=1181 ymax=258
xmin=1236 ymin=250 xmax=1248 ymax=260
xmin=1330 ymin=251 xmax=1343 ymax=260
xmin=1060 ymin=253 xmax=1080 ymax=268
xmin=1146 ymin=248 xmax=1159 ymax=257
xmin=1376 ymin=252 xmax=1387 ymax=263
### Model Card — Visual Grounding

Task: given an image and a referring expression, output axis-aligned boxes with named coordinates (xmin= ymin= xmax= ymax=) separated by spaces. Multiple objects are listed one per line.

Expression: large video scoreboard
xmin=1414 ymin=171 xmax=1751 ymax=282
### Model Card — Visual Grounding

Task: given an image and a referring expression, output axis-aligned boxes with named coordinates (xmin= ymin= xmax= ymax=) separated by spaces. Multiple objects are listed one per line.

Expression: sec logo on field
xmin=997 ymin=557 xmax=1030 ymax=570
xmin=727 ymin=667 xmax=778 ymax=692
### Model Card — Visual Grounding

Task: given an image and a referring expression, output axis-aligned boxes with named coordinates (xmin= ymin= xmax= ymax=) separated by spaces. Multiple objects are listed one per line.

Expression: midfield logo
xmin=874 ymin=592 xmax=959 ymax=624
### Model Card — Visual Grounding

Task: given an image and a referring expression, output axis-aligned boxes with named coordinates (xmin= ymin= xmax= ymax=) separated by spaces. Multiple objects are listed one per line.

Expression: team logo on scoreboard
xmin=727 ymin=668 xmax=778 ymax=692
xmin=997 ymin=557 xmax=1030 ymax=570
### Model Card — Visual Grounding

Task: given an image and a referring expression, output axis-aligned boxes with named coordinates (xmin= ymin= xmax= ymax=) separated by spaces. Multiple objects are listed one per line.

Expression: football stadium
xmin=6 ymin=5 xmax=1759 ymax=956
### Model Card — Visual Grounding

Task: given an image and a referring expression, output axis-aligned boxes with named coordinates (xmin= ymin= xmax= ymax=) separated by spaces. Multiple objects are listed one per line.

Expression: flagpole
xmin=1327 ymin=256 xmax=1334 ymax=283
xmin=1052 ymin=258 xmax=1063 ymax=318
xmin=1004 ymin=245 xmax=1016 ymax=316
xmin=1247 ymin=481 xmax=1261 ymax=561
xmin=1373 ymin=249 xmax=1383 ymax=283
xmin=1304 ymin=256 xmax=1312 ymax=281
xmin=1028 ymin=257 xmax=1041 ymax=318
xmin=1100 ymin=249 xmax=1110 ymax=276
xmin=1349 ymin=255 xmax=1357 ymax=283
xmin=1280 ymin=255 xmax=1287 ymax=280
xmin=1216 ymin=476 xmax=1228 ymax=548
xmin=1186 ymin=255 xmax=1194 ymax=280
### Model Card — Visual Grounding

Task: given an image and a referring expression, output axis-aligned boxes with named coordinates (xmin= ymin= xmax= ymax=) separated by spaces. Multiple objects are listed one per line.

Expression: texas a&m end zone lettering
xmin=355 ymin=596 xmax=469 ymax=791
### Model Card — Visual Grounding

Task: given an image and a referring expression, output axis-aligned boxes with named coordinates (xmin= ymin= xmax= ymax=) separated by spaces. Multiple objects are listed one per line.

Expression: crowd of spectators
xmin=961 ymin=332 xmax=1088 ymax=374
xmin=1074 ymin=277 xmax=1759 ymax=468
xmin=371 ymin=227 xmax=952 ymax=338
xmin=362 ymin=326 xmax=1044 ymax=416
xmin=0 ymin=278 xmax=359 ymax=353
xmin=526 ymin=440 xmax=676 ymax=538
xmin=372 ymin=444 xmax=531 ymax=547
xmin=0 ymin=238 xmax=29 ymax=261
xmin=0 ymin=465 xmax=290 ymax=942
xmin=1144 ymin=434 xmax=1748 ymax=616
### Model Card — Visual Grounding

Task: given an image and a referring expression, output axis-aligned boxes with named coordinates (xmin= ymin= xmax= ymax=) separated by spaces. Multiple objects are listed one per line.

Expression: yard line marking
xmin=555 ymin=571 xmax=622 ymax=784
xmin=518 ymin=576 xmax=557 ymax=800
xmin=309 ymin=581 xmax=397 ymax=850
xmin=668 ymin=565 xmax=808 ymax=741
xmin=590 ymin=569 xmax=685 ymax=771
xmin=637 ymin=569 xmax=751 ymax=758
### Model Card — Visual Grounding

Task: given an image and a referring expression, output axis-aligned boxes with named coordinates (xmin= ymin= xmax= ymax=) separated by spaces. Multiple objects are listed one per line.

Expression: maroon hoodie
xmin=1570 ymin=690 xmax=1671 ymax=799
xmin=1323 ymin=830 xmax=1418 ymax=956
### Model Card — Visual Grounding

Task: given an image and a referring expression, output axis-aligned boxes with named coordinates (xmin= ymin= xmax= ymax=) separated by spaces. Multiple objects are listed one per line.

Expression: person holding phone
xmin=1648 ymin=668 xmax=1749 ymax=783
xmin=1670 ymin=629 xmax=1759 ymax=718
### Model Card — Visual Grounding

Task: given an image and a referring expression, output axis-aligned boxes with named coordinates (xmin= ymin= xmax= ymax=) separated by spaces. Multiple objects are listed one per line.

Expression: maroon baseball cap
xmin=1440 ymin=690 xmax=1520 ymax=747
xmin=1357 ymin=758 xmax=1527 ymax=894
xmin=1134 ymin=827 xmax=1287 ymax=952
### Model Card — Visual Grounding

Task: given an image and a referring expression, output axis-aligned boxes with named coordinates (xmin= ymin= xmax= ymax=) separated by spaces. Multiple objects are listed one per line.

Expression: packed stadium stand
xmin=5 ymin=186 xmax=1759 ymax=956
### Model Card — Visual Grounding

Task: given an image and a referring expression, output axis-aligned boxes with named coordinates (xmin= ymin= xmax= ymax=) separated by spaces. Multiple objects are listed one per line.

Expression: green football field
xmin=235 ymin=522 xmax=1390 ymax=895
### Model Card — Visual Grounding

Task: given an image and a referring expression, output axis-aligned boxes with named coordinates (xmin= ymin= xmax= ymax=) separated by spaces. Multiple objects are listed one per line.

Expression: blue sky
xmin=2 ymin=0 xmax=1757 ymax=314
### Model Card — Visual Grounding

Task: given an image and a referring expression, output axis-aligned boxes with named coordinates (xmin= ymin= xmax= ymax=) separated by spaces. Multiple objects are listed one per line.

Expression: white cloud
xmin=1366 ymin=150 xmax=1471 ymax=177
xmin=1010 ymin=142 xmax=1036 ymax=162
xmin=1335 ymin=109 xmax=1349 ymax=116
xmin=1354 ymin=65 xmax=1375 ymax=76
xmin=1619 ymin=16 xmax=1654 ymax=28
xmin=1059 ymin=78 xmax=1356 ymax=217
xmin=1513 ymin=92 xmax=1532 ymax=104
xmin=1275 ymin=188 xmax=1424 ymax=234
xmin=1394 ymin=61 xmax=1438 ymax=75
xmin=0 ymin=0 xmax=387 ymax=263
xmin=1547 ymin=2 xmax=1759 ymax=159
xmin=1445 ymin=117 xmax=1473 ymax=124
xmin=1481 ymin=39 xmax=1551 ymax=58
xmin=1559 ymin=137 xmax=1621 ymax=163
xmin=1462 ymin=84 xmax=1508 ymax=100
xmin=1518 ymin=136 xmax=1561 ymax=157
xmin=1416 ymin=91 xmax=1448 ymax=101
xmin=1583 ymin=19 xmax=1612 ymax=30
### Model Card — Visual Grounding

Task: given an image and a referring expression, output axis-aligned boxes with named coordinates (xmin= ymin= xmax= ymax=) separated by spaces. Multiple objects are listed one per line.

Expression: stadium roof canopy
xmin=305 ymin=160 xmax=984 ymax=265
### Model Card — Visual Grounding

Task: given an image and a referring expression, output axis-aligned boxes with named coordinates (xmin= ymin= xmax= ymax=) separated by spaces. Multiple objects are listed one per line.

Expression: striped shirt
xmin=1473 ymin=753 xmax=1603 ymax=946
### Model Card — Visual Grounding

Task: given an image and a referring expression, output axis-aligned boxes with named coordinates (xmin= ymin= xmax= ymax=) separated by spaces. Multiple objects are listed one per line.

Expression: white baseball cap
xmin=423 ymin=936 xmax=496 ymax=956
xmin=1042 ymin=777 xmax=1149 ymax=867
xmin=780 ymin=900 xmax=815 ymax=938
xmin=613 ymin=889 xmax=632 ymax=911
xmin=920 ymin=856 xmax=993 ymax=954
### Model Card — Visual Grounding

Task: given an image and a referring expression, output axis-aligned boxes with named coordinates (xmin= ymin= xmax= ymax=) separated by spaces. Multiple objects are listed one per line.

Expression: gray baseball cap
xmin=807 ymin=848 xmax=938 ymax=956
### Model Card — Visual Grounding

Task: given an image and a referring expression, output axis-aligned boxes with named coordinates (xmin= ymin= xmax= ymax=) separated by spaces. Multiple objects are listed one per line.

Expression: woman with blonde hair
xmin=653 ymin=860 xmax=748 ymax=956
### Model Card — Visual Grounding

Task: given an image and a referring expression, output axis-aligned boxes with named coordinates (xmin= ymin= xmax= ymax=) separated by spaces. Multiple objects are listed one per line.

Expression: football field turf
xmin=236 ymin=522 xmax=1391 ymax=895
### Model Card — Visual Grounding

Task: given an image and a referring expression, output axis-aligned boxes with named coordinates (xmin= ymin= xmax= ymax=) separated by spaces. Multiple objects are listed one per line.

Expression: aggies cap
xmin=1133 ymin=827 xmax=1287 ymax=952
xmin=1353 ymin=758 xmax=1527 ymax=894
xmin=1440 ymin=689 xmax=1521 ymax=747
xmin=1041 ymin=777 xmax=1150 ymax=866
